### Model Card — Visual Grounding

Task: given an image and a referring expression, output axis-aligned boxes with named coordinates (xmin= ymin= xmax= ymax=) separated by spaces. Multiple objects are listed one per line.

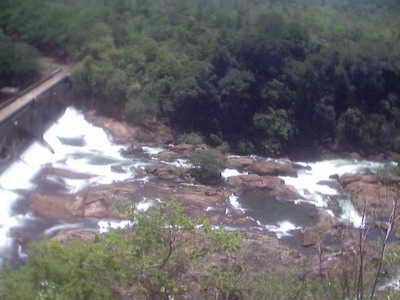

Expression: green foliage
xmin=189 ymin=149 xmax=225 ymax=185
xmin=177 ymin=132 xmax=204 ymax=145
xmin=336 ymin=107 xmax=365 ymax=147
xmin=254 ymin=109 xmax=294 ymax=155
xmin=0 ymin=30 xmax=39 ymax=86
xmin=0 ymin=201 xmax=231 ymax=300
xmin=2 ymin=0 xmax=400 ymax=154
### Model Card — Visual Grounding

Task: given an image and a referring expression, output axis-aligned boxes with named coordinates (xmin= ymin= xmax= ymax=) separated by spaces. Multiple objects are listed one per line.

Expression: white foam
xmin=0 ymin=107 xmax=149 ymax=264
xmin=222 ymin=169 xmax=248 ymax=179
xmin=163 ymin=159 xmax=193 ymax=168
xmin=142 ymin=146 xmax=164 ymax=156
xmin=98 ymin=220 xmax=132 ymax=233
xmin=281 ymin=159 xmax=385 ymax=226
xmin=136 ymin=198 xmax=159 ymax=212
xmin=264 ymin=221 xmax=301 ymax=239
xmin=228 ymin=194 xmax=245 ymax=212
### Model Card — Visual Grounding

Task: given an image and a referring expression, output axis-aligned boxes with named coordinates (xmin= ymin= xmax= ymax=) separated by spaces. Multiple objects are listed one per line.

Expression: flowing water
xmin=226 ymin=159 xmax=389 ymax=238
xmin=0 ymin=106 xmax=391 ymax=267
xmin=0 ymin=107 xmax=154 ymax=266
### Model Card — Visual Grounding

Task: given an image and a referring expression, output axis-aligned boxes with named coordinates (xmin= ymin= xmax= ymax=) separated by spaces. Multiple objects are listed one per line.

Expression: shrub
xmin=177 ymin=132 xmax=204 ymax=145
xmin=189 ymin=149 xmax=225 ymax=185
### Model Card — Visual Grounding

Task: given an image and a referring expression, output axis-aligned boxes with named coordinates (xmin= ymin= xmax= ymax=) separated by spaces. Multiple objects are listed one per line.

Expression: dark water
xmin=239 ymin=190 xmax=319 ymax=228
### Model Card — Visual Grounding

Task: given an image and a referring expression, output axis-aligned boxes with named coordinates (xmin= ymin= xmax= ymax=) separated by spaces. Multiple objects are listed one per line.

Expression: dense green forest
xmin=1 ymin=0 xmax=400 ymax=156
xmin=0 ymin=29 xmax=39 ymax=87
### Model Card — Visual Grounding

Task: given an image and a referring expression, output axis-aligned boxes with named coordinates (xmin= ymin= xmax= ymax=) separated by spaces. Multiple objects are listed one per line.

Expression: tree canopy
xmin=1 ymin=0 xmax=400 ymax=155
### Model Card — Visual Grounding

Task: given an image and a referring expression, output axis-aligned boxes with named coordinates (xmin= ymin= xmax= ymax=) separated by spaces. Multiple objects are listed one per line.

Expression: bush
xmin=0 ymin=201 xmax=244 ymax=300
xmin=177 ymin=132 xmax=204 ymax=145
xmin=189 ymin=149 xmax=225 ymax=185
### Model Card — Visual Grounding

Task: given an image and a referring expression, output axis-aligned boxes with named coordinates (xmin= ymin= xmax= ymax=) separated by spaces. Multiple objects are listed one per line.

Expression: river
xmin=0 ymin=106 xmax=391 ymax=267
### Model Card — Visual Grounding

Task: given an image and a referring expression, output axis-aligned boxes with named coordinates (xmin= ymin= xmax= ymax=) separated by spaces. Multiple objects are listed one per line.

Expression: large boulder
xmin=340 ymin=174 xmax=399 ymax=220
xmin=226 ymin=175 xmax=299 ymax=200
xmin=86 ymin=112 xmax=175 ymax=144
xmin=30 ymin=183 xmax=138 ymax=220
xmin=226 ymin=156 xmax=255 ymax=169
xmin=158 ymin=151 xmax=181 ymax=161
xmin=247 ymin=161 xmax=298 ymax=177
xmin=145 ymin=164 xmax=191 ymax=183
xmin=174 ymin=185 xmax=228 ymax=209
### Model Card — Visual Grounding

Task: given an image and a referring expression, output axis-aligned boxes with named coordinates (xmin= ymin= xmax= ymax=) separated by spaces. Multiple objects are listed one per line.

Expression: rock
xmin=247 ymin=161 xmax=298 ymax=177
xmin=30 ymin=183 xmax=138 ymax=220
xmin=303 ymin=212 xmax=340 ymax=247
xmin=226 ymin=175 xmax=299 ymax=200
xmin=293 ymin=163 xmax=312 ymax=171
xmin=158 ymin=151 xmax=180 ymax=161
xmin=329 ymin=174 xmax=339 ymax=181
xmin=145 ymin=164 xmax=190 ymax=183
xmin=170 ymin=144 xmax=210 ymax=157
xmin=51 ymin=230 xmax=96 ymax=243
xmin=340 ymin=174 xmax=399 ymax=220
xmin=30 ymin=193 xmax=78 ymax=219
xmin=86 ymin=112 xmax=175 ymax=144
xmin=79 ymin=183 xmax=138 ymax=218
xmin=120 ymin=144 xmax=146 ymax=157
xmin=226 ymin=156 xmax=255 ymax=169
xmin=317 ymin=180 xmax=342 ymax=191
xmin=340 ymin=174 xmax=379 ymax=186
xmin=174 ymin=185 xmax=228 ymax=209
xmin=40 ymin=167 xmax=94 ymax=179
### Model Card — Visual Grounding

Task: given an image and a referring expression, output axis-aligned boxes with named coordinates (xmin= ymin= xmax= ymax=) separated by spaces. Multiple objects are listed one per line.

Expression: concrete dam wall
xmin=0 ymin=76 xmax=72 ymax=171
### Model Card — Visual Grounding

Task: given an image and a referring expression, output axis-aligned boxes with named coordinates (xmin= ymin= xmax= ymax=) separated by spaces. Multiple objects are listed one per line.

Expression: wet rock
xmin=226 ymin=156 xmax=255 ymax=169
xmin=30 ymin=193 xmax=78 ymax=219
xmin=174 ymin=185 xmax=228 ymax=209
xmin=293 ymin=163 xmax=312 ymax=171
xmin=40 ymin=167 xmax=94 ymax=179
xmin=30 ymin=183 xmax=138 ymax=220
xmin=86 ymin=112 xmax=175 ymax=144
xmin=247 ymin=161 xmax=298 ymax=177
xmin=317 ymin=180 xmax=342 ymax=191
xmin=145 ymin=164 xmax=191 ymax=183
xmin=226 ymin=175 xmax=299 ymax=200
xmin=120 ymin=144 xmax=146 ymax=157
xmin=340 ymin=174 xmax=379 ymax=186
xmin=303 ymin=212 xmax=340 ymax=247
xmin=329 ymin=174 xmax=339 ymax=180
xmin=158 ymin=151 xmax=181 ymax=161
xmin=340 ymin=174 xmax=400 ymax=220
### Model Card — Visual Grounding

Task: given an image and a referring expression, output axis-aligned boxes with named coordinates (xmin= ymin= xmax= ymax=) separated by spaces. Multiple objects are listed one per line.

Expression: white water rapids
xmin=0 ymin=106 xmax=390 ymax=267
xmin=0 ymin=107 xmax=153 ymax=266
xmin=226 ymin=159 xmax=388 ymax=238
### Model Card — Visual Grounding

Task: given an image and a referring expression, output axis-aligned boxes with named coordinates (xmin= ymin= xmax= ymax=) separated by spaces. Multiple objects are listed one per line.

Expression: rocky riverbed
xmin=0 ymin=106 xmax=398 ymax=281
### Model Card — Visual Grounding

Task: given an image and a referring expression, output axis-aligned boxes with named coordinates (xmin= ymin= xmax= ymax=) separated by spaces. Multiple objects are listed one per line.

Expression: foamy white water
xmin=227 ymin=159 xmax=386 ymax=237
xmin=222 ymin=169 xmax=248 ymax=179
xmin=143 ymin=146 xmax=164 ymax=156
xmin=281 ymin=160 xmax=385 ymax=227
xmin=264 ymin=221 xmax=302 ymax=239
xmin=0 ymin=107 xmax=151 ymax=265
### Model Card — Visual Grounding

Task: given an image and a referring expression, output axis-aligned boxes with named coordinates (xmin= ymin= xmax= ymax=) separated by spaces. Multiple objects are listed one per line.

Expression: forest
xmin=1 ymin=0 xmax=400 ymax=156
